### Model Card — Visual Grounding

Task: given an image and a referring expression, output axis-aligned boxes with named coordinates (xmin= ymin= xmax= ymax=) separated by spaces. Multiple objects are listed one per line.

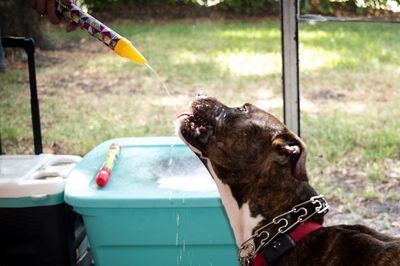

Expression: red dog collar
xmin=251 ymin=222 xmax=322 ymax=266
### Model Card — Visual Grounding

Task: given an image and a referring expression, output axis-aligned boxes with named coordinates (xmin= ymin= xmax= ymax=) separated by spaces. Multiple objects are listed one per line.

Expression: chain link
xmin=238 ymin=195 xmax=329 ymax=264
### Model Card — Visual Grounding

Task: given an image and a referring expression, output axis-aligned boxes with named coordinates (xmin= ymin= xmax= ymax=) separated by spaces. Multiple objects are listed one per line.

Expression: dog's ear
xmin=272 ymin=134 xmax=308 ymax=181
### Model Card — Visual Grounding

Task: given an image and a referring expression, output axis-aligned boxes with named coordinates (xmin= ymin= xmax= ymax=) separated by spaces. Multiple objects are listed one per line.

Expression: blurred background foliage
xmin=1 ymin=0 xmax=399 ymax=50
xmin=84 ymin=0 xmax=400 ymax=15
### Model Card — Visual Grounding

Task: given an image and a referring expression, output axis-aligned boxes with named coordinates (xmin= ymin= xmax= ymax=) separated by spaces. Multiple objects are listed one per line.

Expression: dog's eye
xmin=237 ymin=105 xmax=248 ymax=113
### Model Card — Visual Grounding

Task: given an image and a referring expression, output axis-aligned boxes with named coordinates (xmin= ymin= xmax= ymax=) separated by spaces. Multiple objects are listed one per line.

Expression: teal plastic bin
xmin=65 ymin=137 xmax=237 ymax=266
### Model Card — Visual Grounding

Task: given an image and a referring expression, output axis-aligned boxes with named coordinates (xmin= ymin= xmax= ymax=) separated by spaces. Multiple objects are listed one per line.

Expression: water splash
xmin=177 ymin=250 xmax=183 ymax=266
xmin=176 ymin=214 xmax=180 ymax=227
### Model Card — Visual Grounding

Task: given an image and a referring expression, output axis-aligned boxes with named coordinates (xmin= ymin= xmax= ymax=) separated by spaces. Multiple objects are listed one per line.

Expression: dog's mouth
xmin=176 ymin=98 xmax=220 ymax=155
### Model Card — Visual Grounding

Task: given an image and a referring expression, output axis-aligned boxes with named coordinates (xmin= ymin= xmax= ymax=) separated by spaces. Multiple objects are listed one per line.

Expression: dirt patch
xmin=320 ymin=149 xmax=400 ymax=237
xmin=326 ymin=200 xmax=400 ymax=237
xmin=325 ymin=146 xmax=400 ymax=193
xmin=310 ymin=89 xmax=346 ymax=101
xmin=42 ymin=140 xmax=77 ymax=154
xmin=35 ymin=41 xmax=124 ymax=96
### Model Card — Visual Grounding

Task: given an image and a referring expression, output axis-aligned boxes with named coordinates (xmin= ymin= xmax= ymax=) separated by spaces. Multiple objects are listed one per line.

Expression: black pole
xmin=1 ymin=37 xmax=43 ymax=154
xmin=25 ymin=39 xmax=43 ymax=154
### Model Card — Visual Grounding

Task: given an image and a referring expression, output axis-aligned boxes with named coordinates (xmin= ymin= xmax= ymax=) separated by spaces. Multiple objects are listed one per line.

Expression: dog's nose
xmin=195 ymin=92 xmax=208 ymax=99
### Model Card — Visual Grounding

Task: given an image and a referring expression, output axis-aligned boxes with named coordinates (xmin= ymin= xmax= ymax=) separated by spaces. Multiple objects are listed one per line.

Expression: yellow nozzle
xmin=114 ymin=37 xmax=147 ymax=65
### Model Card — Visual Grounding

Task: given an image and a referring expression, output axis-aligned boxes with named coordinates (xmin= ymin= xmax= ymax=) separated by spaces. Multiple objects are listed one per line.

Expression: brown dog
xmin=176 ymin=96 xmax=400 ymax=266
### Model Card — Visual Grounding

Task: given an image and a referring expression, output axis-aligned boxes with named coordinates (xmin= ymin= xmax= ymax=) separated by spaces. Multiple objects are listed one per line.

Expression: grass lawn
xmin=1 ymin=20 xmax=399 ymax=205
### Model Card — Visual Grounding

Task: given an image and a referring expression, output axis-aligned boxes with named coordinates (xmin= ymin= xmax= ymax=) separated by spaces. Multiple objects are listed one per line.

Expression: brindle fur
xmin=178 ymin=97 xmax=400 ymax=266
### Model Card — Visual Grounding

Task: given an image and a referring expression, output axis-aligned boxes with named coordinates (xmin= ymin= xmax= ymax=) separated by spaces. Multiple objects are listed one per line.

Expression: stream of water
xmin=145 ymin=63 xmax=178 ymax=115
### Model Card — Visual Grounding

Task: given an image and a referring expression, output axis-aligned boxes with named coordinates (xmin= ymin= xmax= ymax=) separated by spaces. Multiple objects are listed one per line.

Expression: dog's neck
xmin=205 ymin=160 xmax=321 ymax=247
xmin=206 ymin=160 xmax=262 ymax=246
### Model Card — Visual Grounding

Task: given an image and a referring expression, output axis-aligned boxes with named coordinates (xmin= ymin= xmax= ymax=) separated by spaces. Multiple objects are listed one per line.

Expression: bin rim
xmin=65 ymin=136 xmax=223 ymax=209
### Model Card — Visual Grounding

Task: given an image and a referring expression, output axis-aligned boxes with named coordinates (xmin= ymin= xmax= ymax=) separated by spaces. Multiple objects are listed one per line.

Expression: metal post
xmin=1 ymin=37 xmax=43 ymax=154
xmin=25 ymin=39 xmax=43 ymax=155
xmin=281 ymin=0 xmax=300 ymax=136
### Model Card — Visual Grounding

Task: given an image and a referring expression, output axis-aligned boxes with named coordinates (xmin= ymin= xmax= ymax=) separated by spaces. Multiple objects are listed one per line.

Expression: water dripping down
xmin=145 ymin=64 xmax=179 ymax=184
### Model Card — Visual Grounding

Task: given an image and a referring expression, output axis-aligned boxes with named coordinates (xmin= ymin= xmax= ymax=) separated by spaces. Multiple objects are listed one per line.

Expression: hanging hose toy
xmin=56 ymin=1 xmax=147 ymax=65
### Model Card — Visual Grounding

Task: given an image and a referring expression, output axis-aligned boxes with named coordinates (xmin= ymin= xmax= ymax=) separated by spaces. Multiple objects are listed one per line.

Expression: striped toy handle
xmin=56 ymin=1 xmax=122 ymax=50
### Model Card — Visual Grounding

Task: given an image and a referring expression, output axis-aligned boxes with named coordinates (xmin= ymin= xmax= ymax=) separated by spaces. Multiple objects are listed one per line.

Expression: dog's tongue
xmin=177 ymin=112 xmax=190 ymax=118
xmin=176 ymin=108 xmax=192 ymax=119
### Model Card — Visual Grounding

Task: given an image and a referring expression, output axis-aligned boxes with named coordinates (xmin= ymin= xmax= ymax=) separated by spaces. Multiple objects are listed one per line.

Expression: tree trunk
xmin=0 ymin=0 xmax=51 ymax=49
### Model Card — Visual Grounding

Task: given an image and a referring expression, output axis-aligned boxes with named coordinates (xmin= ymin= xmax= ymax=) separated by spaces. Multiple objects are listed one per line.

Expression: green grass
xmin=1 ymin=20 xmax=399 ymax=201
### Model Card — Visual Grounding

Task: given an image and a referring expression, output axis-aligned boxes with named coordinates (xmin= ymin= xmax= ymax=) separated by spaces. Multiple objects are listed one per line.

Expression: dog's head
xmin=176 ymin=96 xmax=308 ymax=182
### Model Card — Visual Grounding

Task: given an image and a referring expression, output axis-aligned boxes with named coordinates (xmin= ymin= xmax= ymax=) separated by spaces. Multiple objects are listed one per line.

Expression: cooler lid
xmin=0 ymin=154 xmax=51 ymax=181
xmin=65 ymin=137 xmax=221 ymax=208
xmin=0 ymin=154 xmax=81 ymax=203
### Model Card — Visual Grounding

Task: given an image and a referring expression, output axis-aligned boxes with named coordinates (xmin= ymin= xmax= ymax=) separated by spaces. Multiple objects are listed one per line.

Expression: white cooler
xmin=0 ymin=154 xmax=81 ymax=207
xmin=0 ymin=154 xmax=90 ymax=266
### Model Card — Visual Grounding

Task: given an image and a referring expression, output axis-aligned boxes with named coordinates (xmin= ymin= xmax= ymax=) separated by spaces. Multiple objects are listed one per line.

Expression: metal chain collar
xmin=238 ymin=195 xmax=329 ymax=265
